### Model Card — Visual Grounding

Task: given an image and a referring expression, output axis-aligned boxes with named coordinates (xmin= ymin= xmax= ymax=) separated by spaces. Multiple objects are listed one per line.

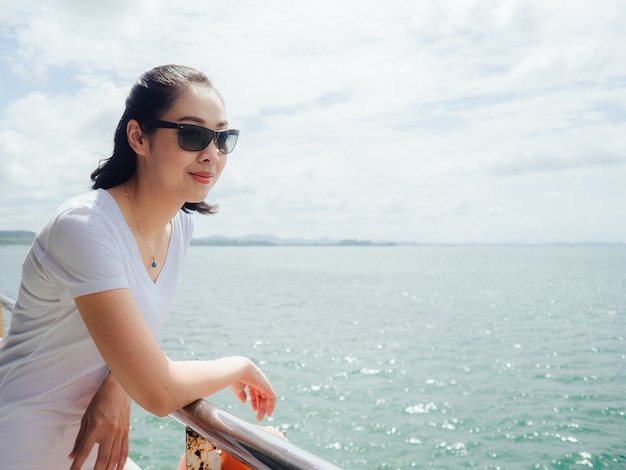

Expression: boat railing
xmin=0 ymin=293 xmax=15 ymax=338
xmin=0 ymin=293 xmax=343 ymax=469
xmin=172 ymin=399 xmax=343 ymax=469
xmin=0 ymin=293 xmax=15 ymax=311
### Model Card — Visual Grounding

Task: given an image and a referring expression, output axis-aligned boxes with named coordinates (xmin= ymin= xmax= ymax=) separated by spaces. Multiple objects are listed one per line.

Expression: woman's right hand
xmin=69 ymin=372 xmax=130 ymax=470
xmin=229 ymin=361 xmax=276 ymax=421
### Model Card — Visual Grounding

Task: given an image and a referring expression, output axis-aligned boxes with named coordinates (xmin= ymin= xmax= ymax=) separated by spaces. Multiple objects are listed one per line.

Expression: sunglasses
xmin=147 ymin=119 xmax=240 ymax=154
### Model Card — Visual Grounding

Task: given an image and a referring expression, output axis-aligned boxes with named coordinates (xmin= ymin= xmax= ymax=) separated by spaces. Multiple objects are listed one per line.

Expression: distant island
xmin=0 ymin=231 xmax=36 ymax=245
xmin=1 ymin=231 xmax=623 ymax=247
xmin=0 ymin=231 xmax=396 ymax=247
xmin=190 ymin=235 xmax=397 ymax=247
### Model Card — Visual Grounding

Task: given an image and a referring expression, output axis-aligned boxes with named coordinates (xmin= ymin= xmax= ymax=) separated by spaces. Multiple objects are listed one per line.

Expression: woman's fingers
xmin=229 ymin=360 xmax=277 ymax=420
xmin=250 ymin=388 xmax=275 ymax=421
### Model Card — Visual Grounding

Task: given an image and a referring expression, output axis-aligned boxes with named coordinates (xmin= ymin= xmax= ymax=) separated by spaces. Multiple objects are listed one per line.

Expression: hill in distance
xmin=191 ymin=234 xmax=396 ymax=246
xmin=0 ymin=231 xmax=36 ymax=245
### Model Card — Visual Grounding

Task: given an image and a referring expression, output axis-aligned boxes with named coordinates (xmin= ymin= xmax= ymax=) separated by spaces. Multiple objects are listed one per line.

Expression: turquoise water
xmin=1 ymin=245 xmax=625 ymax=469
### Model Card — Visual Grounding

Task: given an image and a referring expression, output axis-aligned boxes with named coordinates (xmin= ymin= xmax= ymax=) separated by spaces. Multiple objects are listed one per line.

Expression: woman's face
xmin=142 ymin=84 xmax=230 ymax=205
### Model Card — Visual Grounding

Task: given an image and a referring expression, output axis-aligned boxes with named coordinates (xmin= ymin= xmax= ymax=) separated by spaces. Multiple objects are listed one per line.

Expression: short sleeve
xmin=38 ymin=206 xmax=129 ymax=301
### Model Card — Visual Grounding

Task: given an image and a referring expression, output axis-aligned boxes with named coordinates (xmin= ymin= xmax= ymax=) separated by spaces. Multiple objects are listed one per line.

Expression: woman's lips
xmin=190 ymin=172 xmax=213 ymax=184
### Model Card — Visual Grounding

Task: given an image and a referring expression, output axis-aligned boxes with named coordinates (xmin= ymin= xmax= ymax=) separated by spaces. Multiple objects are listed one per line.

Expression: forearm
xmin=102 ymin=352 xmax=260 ymax=417
xmin=156 ymin=356 xmax=256 ymax=415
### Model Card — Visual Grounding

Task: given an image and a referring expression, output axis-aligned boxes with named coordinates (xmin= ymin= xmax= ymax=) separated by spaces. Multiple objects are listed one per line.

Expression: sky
xmin=0 ymin=0 xmax=625 ymax=244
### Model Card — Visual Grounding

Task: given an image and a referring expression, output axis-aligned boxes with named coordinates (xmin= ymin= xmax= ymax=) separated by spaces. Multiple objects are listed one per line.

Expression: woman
xmin=0 ymin=65 xmax=276 ymax=469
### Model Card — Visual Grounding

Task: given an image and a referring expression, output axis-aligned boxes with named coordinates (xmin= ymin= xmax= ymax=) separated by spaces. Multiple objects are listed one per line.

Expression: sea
xmin=1 ymin=244 xmax=625 ymax=469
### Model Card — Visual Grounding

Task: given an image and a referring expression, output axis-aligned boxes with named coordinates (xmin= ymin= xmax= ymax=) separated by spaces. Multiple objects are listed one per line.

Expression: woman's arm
xmin=74 ymin=288 xmax=276 ymax=419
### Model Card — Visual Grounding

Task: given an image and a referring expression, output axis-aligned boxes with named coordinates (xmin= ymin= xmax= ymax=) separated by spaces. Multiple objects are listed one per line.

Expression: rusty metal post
xmin=185 ymin=426 xmax=222 ymax=470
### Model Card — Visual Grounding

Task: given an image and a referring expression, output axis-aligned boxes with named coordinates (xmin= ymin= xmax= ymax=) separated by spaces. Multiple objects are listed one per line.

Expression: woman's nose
xmin=199 ymin=139 xmax=221 ymax=163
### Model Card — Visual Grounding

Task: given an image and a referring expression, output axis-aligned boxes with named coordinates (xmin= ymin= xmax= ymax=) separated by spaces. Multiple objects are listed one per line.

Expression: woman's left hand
xmin=69 ymin=372 xmax=131 ymax=470
xmin=228 ymin=359 xmax=277 ymax=421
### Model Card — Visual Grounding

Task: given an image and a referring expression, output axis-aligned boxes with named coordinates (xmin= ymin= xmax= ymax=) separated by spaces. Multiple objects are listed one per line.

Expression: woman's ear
xmin=127 ymin=119 xmax=149 ymax=156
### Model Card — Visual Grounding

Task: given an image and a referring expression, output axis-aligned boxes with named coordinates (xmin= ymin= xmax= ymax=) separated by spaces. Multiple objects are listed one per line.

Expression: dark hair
xmin=91 ymin=64 xmax=219 ymax=214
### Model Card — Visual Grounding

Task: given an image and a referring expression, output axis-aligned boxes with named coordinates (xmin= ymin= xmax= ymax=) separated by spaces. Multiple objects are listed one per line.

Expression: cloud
xmin=490 ymin=152 xmax=626 ymax=176
xmin=1 ymin=0 xmax=625 ymax=243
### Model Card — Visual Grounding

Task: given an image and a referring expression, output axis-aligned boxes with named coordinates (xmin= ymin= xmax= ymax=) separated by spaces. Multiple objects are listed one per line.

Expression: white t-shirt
xmin=0 ymin=189 xmax=193 ymax=469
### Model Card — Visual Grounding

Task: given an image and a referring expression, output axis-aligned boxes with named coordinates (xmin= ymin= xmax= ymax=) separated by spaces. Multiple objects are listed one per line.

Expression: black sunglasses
xmin=147 ymin=120 xmax=240 ymax=154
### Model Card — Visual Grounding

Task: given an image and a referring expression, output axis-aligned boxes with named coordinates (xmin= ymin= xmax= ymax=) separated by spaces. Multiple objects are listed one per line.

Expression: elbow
xmin=134 ymin=387 xmax=182 ymax=418
xmin=139 ymin=394 xmax=179 ymax=418
xmin=153 ymin=407 xmax=175 ymax=419
xmin=121 ymin=358 xmax=196 ymax=417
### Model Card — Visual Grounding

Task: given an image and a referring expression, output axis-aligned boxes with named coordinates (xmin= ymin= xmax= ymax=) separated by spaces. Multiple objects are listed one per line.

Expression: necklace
xmin=125 ymin=183 xmax=166 ymax=269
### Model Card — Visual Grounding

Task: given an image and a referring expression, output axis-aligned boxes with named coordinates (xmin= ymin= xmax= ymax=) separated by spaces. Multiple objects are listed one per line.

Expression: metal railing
xmin=0 ymin=293 xmax=15 ymax=311
xmin=0 ymin=293 xmax=343 ymax=469
xmin=0 ymin=294 xmax=15 ymax=312
xmin=172 ymin=399 xmax=342 ymax=470
xmin=0 ymin=293 xmax=15 ymax=338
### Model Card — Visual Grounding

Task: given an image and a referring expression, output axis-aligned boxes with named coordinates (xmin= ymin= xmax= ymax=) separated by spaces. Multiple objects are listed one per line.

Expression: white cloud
xmin=1 ymin=0 xmax=625 ymax=242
